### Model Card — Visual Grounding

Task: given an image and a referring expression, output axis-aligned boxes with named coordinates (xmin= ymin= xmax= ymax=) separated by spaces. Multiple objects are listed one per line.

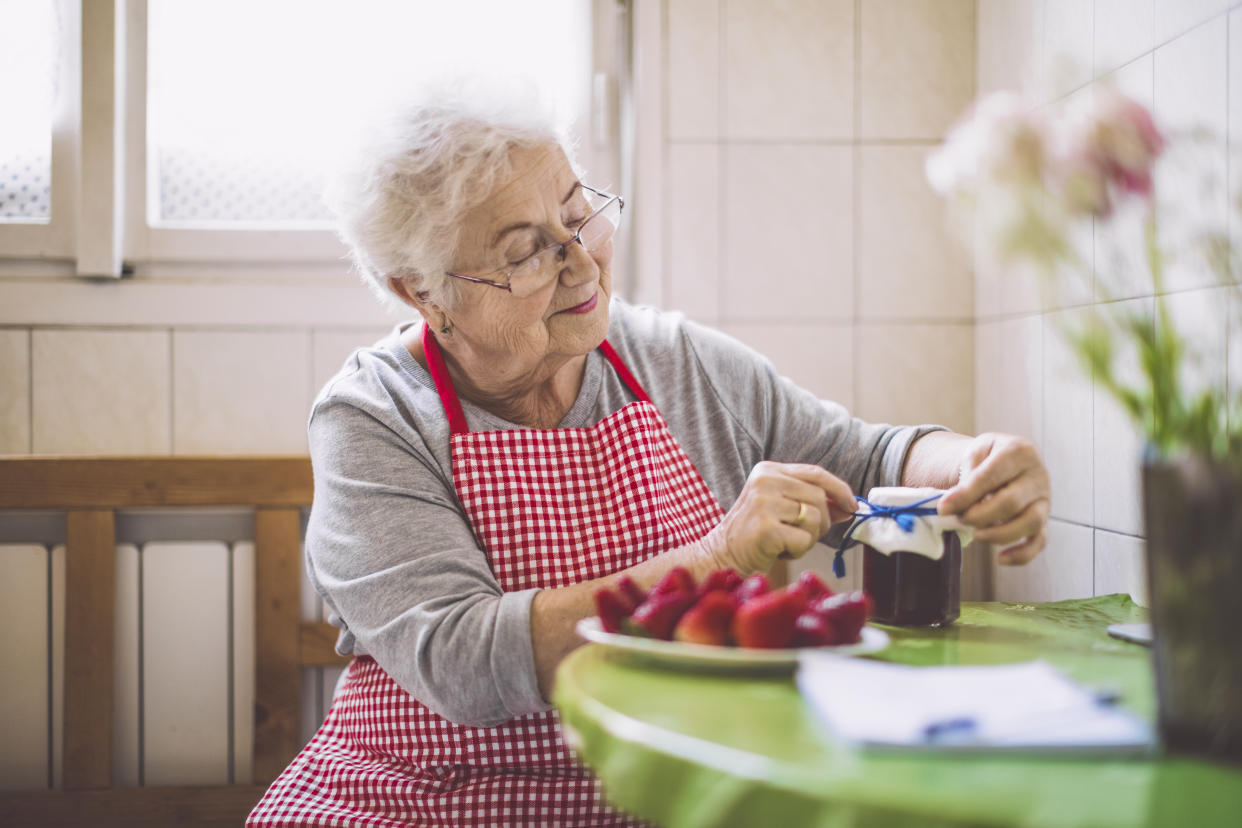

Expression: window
xmin=1 ymin=1 xmax=621 ymax=279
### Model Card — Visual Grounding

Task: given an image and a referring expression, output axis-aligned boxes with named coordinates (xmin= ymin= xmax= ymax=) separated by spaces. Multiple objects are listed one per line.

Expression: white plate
xmin=575 ymin=617 xmax=889 ymax=673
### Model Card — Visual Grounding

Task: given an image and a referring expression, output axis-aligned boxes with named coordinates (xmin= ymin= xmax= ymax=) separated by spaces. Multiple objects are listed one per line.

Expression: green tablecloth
xmin=554 ymin=595 xmax=1242 ymax=827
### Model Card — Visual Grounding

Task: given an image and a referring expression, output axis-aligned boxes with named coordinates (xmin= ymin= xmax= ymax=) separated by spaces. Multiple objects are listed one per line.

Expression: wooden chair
xmin=0 ymin=457 xmax=348 ymax=827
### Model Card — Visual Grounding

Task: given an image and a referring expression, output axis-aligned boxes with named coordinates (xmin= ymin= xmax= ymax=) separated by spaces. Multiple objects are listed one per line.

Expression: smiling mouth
xmin=561 ymin=291 xmax=599 ymax=315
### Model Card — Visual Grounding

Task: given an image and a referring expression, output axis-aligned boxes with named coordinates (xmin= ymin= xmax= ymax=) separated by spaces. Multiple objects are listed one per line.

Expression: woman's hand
xmin=937 ymin=433 xmax=1050 ymax=565
xmin=700 ymin=462 xmax=856 ymax=575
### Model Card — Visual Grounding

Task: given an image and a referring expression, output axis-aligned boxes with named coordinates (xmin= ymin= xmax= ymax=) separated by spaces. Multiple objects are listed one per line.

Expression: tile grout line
xmin=167 ymin=328 xmax=174 ymax=454
xmin=27 ymin=327 xmax=33 ymax=454
xmin=852 ymin=0 xmax=863 ymax=411
xmin=137 ymin=543 xmax=145 ymax=787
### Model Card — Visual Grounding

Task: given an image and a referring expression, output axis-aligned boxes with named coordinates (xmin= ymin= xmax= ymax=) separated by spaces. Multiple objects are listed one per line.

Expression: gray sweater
xmin=306 ymin=299 xmax=939 ymax=726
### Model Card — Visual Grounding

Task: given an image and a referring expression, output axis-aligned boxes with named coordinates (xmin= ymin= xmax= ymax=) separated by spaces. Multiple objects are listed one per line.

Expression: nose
xmin=556 ymin=232 xmax=601 ymax=286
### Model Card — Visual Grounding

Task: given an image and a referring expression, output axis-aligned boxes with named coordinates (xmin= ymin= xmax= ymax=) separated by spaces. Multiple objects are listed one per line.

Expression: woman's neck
xmin=408 ymin=329 xmax=588 ymax=429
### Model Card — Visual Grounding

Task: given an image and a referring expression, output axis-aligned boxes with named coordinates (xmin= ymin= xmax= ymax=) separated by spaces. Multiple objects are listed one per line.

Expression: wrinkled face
xmin=444 ymin=143 xmax=612 ymax=375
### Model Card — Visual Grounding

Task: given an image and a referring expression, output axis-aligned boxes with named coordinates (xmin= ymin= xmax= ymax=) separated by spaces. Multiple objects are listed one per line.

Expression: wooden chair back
xmin=0 ymin=457 xmax=346 ymax=827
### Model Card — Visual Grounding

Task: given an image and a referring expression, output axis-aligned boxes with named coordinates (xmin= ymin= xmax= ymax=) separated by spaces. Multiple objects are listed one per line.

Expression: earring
xmin=439 ymin=322 xmax=451 ymax=334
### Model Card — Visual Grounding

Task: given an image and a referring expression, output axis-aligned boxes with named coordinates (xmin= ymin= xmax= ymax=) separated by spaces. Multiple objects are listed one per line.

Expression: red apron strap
xmin=421 ymin=323 xmax=470 ymax=435
xmin=598 ymin=340 xmax=651 ymax=404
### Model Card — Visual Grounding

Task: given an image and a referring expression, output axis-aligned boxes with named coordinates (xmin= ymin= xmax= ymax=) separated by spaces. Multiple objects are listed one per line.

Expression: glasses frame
xmin=444 ymin=184 xmax=624 ymax=294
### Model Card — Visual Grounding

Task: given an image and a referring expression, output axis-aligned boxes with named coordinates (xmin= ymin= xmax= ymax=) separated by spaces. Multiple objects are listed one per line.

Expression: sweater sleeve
xmin=305 ymin=398 xmax=547 ymax=727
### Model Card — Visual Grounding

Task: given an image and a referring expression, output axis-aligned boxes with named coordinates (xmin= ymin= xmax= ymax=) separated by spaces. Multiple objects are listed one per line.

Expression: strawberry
xmin=731 ymin=587 xmax=803 ymax=648
xmin=673 ymin=590 xmax=738 ymax=645
xmin=790 ymin=570 xmax=833 ymax=604
xmin=615 ymin=575 xmax=646 ymax=611
xmin=790 ymin=610 xmax=838 ymax=647
xmin=594 ymin=588 xmax=632 ymax=634
xmin=625 ymin=589 xmax=696 ymax=640
xmin=650 ymin=566 xmax=696 ymax=599
xmin=811 ymin=590 xmax=871 ymax=644
xmin=696 ymin=568 xmax=743 ymax=600
xmin=733 ymin=573 xmax=770 ymax=605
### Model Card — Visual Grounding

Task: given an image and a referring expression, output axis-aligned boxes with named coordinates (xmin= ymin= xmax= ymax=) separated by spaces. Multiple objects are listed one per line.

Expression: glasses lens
xmin=580 ymin=198 xmax=621 ymax=252
xmin=507 ymin=253 xmax=549 ymax=298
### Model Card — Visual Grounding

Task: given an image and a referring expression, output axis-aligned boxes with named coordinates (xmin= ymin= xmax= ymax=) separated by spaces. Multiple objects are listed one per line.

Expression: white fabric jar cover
xmin=847 ymin=486 xmax=974 ymax=560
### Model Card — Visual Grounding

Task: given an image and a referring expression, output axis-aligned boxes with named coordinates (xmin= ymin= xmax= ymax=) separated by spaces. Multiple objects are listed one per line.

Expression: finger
xmin=939 ymin=439 xmax=1035 ymax=516
xmin=778 ymin=464 xmax=857 ymax=522
xmin=782 ymin=502 xmax=825 ymax=538
xmin=959 ymin=473 xmax=1044 ymax=528
xmin=972 ymin=498 xmax=1049 ymax=546
xmin=773 ymin=522 xmax=817 ymax=560
xmin=997 ymin=529 xmax=1047 ymax=565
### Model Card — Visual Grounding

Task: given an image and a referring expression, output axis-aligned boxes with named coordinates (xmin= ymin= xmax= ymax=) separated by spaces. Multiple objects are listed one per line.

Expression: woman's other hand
xmin=701 ymin=462 xmax=856 ymax=575
xmin=937 ymin=433 xmax=1050 ymax=565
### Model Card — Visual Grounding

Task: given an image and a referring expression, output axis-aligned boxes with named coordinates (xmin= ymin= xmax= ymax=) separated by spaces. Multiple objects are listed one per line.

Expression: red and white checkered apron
xmin=247 ymin=324 xmax=725 ymax=827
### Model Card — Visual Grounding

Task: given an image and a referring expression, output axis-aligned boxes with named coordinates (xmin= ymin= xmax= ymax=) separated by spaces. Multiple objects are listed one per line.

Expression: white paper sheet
xmin=797 ymin=655 xmax=1154 ymax=754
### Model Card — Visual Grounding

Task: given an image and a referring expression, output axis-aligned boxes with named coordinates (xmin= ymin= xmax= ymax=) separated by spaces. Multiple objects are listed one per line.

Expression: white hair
xmin=324 ymin=78 xmax=577 ymax=311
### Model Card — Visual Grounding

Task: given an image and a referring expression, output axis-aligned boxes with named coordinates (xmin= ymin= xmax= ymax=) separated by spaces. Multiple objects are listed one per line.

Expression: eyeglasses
xmin=445 ymin=184 xmax=623 ymax=297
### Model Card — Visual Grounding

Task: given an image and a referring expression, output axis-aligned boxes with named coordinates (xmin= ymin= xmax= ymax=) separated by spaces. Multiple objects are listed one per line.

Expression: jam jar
xmin=863 ymin=531 xmax=962 ymax=627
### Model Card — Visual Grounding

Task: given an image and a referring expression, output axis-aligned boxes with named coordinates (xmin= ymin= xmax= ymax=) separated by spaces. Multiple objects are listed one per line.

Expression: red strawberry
xmin=594 ymin=588 xmax=632 ymax=634
xmin=650 ymin=566 xmax=696 ymax=599
xmin=696 ymin=568 xmax=743 ymax=600
xmin=733 ymin=573 xmax=770 ymax=605
xmin=626 ymin=589 xmax=696 ymax=640
xmin=790 ymin=610 xmax=837 ymax=647
xmin=811 ymin=591 xmax=871 ymax=644
xmin=616 ymin=575 xmax=646 ymax=611
xmin=673 ymin=590 xmax=738 ymax=645
xmin=790 ymin=570 xmax=833 ymax=604
xmin=731 ymin=587 xmax=803 ymax=648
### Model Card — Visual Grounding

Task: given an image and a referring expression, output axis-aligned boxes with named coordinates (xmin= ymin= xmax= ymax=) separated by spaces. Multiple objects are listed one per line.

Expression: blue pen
xmin=921 ymin=717 xmax=978 ymax=742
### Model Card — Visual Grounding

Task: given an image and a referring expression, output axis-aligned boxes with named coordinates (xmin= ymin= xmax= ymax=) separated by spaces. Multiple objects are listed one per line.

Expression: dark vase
xmin=1142 ymin=455 xmax=1242 ymax=762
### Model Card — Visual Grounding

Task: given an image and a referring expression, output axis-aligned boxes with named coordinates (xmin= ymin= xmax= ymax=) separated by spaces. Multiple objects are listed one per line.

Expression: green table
xmin=554 ymin=595 xmax=1242 ymax=827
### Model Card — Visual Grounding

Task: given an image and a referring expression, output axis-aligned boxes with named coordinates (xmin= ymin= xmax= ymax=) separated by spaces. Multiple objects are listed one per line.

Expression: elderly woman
xmin=247 ymin=86 xmax=1050 ymax=827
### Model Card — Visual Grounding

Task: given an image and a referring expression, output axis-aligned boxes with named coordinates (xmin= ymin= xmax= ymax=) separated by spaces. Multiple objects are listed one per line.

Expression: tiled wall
xmin=0 ymin=324 xmax=396 ymax=456
xmin=975 ymin=0 xmax=1242 ymax=605
xmin=659 ymin=0 xmax=978 ymax=590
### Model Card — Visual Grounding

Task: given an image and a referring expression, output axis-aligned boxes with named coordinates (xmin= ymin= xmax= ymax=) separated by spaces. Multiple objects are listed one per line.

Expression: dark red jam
xmin=863 ymin=532 xmax=962 ymax=627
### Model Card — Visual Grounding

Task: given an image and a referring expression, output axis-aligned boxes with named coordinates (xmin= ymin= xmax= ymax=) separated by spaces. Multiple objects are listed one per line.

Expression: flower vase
xmin=1142 ymin=455 xmax=1242 ymax=761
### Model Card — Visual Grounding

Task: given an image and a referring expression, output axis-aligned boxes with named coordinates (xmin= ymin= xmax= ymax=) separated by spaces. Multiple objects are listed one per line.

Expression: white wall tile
xmin=0 ymin=330 xmax=30 ymax=454
xmin=1094 ymin=298 xmax=1154 ymax=536
xmin=1096 ymin=57 xmax=1157 ymax=301
xmin=1044 ymin=0 xmax=1095 ymax=100
xmin=232 ymin=542 xmax=255 ymax=785
xmin=1154 ymin=0 xmax=1232 ymax=44
xmin=113 ymin=545 xmax=140 ymax=787
xmin=143 ymin=542 xmax=230 ymax=786
xmin=722 ymin=145 xmax=853 ymax=321
xmin=1229 ymin=8 xmax=1242 ymax=270
xmin=1153 ymin=15 xmax=1230 ymax=291
xmin=665 ymin=143 xmax=721 ymax=324
xmin=858 ymin=145 xmax=973 ymax=320
xmin=1043 ymin=310 xmax=1094 ymax=525
xmin=723 ymin=0 xmax=853 ymax=140
xmin=1094 ymin=0 xmax=1154 ymax=77
xmin=311 ymin=328 xmax=390 ymax=397
xmin=855 ymin=323 xmax=974 ymax=433
xmin=0 ymin=545 xmax=48 ymax=790
xmin=975 ymin=314 xmax=1043 ymax=449
xmin=720 ymin=322 xmax=854 ymax=409
xmin=32 ymin=329 xmax=171 ymax=455
xmin=994 ymin=519 xmax=1095 ymax=601
xmin=977 ymin=0 xmax=1045 ymax=97
xmin=173 ymin=331 xmax=311 ymax=454
xmin=860 ymin=0 xmax=976 ymax=139
xmin=789 ymin=542 xmax=860 ymax=594
xmin=1095 ymin=529 xmax=1148 ymax=606
xmin=667 ymin=0 xmax=720 ymax=140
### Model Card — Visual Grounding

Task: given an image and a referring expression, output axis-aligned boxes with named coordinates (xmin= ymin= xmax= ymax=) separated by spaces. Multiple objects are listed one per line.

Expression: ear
xmin=388 ymin=274 xmax=440 ymax=318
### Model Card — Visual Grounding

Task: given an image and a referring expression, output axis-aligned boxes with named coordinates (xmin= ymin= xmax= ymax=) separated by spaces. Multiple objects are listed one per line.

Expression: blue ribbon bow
xmin=832 ymin=493 xmax=944 ymax=578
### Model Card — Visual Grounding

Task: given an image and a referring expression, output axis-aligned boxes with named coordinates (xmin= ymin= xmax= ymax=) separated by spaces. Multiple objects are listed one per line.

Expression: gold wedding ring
xmin=796 ymin=501 xmax=808 ymax=526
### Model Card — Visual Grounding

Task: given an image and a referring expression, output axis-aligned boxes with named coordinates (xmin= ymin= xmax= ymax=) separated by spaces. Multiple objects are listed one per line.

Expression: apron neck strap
xmin=421 ymin=323 xmax=653 ymax=435
xmin=421 ymin=322 xmax=470 ymax=435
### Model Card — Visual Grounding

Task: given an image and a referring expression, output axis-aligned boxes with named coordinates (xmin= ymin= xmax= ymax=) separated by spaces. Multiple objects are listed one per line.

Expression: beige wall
xmin=975 ymin=0 xmax=1242 ymax=605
